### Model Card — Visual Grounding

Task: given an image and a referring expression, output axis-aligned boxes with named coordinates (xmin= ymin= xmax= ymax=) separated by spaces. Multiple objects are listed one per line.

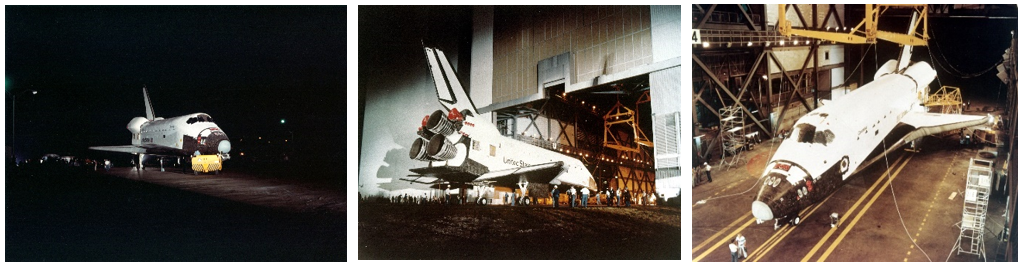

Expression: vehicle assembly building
xmin=690 ymin=4 xmax=1017 ymax=262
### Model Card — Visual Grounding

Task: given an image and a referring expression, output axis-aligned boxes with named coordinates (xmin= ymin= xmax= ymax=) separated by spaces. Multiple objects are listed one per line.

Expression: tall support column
xmin=812 ymin=4 xmax=819 ymax=109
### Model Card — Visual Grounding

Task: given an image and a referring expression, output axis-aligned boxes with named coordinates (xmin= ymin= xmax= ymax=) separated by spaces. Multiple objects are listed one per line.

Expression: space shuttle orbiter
xmin=403 ymin=46 xmax=597 ymax=205
xmin=90 ymin=87 xmax=232 ymax=170
xmin=751 ymin=15 xmax=993 ymax=228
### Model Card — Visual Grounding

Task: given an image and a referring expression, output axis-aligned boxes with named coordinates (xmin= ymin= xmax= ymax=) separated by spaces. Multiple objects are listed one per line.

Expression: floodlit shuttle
xmin=90 ymin=87 xmax=231 ymax=170
xmin=404 ymin=47 xmax=597 ymax=204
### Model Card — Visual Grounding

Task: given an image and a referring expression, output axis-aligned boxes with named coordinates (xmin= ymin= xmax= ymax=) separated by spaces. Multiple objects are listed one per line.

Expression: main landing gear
xmin=517 ymin=175 xmax=531 ymax=206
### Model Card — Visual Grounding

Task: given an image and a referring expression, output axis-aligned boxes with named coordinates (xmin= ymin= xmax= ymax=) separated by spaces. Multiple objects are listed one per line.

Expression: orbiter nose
xmin=752 ymin=200 xmax=774 ymax=220
xmin=218 ymin=140 xmax=231 ymax=154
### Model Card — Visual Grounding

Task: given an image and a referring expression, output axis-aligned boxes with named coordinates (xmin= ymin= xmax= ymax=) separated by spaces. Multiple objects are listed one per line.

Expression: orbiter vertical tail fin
xmin=143 ymin=86 xmax=155 ymax=121
xmin=895 ymin=12 xmax=920 ymax=72
xmin=423 ymin=47 xmax=478 ymax=115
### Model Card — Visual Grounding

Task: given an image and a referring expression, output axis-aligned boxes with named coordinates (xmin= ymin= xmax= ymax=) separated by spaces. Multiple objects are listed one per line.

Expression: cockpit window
xmin=186 ymin=115 xmax=214 ymax=124
xmin=795 ymin=123 xmax=834 ymax=145
xmin=815 ymin=129 xmax=835 ymax=145
xmin=796 ymin=123 xmax=816 ymax=143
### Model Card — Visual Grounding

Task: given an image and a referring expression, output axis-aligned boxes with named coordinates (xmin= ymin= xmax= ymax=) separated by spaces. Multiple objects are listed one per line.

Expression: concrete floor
xmin=691 ymin=122 xmax=1012 ymax=262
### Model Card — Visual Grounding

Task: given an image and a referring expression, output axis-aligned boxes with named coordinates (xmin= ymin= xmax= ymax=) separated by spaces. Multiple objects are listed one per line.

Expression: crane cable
xmin=867 ymin=34 xmax=934 ymax=260
xmin=840 ymin=43 xmax=878 ymax=87
xmin=879 ymin=138 xmax=934 ymax=261
xmin=928 ymin=26 xmax=1004 ymax=79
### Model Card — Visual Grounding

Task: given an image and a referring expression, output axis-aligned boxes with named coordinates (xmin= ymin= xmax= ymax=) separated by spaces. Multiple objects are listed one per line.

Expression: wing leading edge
xmin=409 ymin=161 xmax=565 ymax=188
xmin=856 ymin=112 xmax=994 ymax=174
xmin=899 ymin=112 xmax=994 ymax=135
xmin=88 ymin=145 xmax=148 ymax=154
xmin=89 ymin=144 xmax=184 ymax=156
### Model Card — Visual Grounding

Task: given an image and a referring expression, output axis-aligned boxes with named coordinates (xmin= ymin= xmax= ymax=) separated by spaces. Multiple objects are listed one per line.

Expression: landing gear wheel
xmin=793 ymin=216 xmax=801 ymax=226
xmin=522 ymin=198 xmax=531 ymax=206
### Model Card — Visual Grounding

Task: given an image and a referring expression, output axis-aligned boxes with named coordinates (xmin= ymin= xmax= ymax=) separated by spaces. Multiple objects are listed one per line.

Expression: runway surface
xmin=5 ymin=162 xmax=346 ymax=261
xmin=691 ymin=134 xmax=1011 ymax=262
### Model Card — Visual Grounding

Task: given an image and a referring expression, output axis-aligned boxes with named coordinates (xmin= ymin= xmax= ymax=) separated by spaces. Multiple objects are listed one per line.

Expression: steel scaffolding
xmin=956 ymin=158 xmax=994 ymax=260
xmin=719 ymin=105 xmax=746 ymax=167
xmin=924 ymin=86 xmax=963 ymax=114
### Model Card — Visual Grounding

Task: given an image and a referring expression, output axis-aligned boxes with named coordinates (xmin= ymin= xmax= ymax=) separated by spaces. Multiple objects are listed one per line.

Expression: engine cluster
xmin=410 ymin=108 xmax=467 ymax=161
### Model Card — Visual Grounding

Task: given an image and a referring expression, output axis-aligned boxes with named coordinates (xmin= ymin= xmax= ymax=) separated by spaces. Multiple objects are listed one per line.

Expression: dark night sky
xmin=6 ymin=6 xmax=347 ymax=162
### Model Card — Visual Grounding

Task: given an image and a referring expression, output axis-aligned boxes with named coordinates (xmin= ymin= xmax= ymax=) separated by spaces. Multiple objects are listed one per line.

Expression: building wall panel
xmin=493 ymin=6 xmax=653 ymax=104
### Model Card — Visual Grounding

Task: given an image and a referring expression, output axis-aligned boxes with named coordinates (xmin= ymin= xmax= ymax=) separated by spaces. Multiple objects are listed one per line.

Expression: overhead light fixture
xmin=805 ymin=40 xmax=810 ymax=45
xmin=747 ymin=41 xmax=753 ymax=47
xmin=702 ymin=42 xmax=710 ymax=48
xmin=765 ymin=41 xmax=770 ymax=47
xmin=779 ymin=40 xmax=785 ymax=46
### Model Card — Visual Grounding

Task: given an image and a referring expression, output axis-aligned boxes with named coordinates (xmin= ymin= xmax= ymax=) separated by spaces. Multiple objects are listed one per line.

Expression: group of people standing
xmin=550 ymin=185 xmax=654 ymax=208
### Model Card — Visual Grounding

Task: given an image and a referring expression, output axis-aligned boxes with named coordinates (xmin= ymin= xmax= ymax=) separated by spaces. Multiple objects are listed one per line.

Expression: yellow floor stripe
xmin=800 ymin=154 xmax=909 ymax=261
xmin=906 ymin=147 xmax=959 ymax=261
xmin=746 ymin=197 xmax=830 ymax=262
xmin=750 ymin=224 xmax=797 ymax=262
xmin=693 ymin=217 xmax=756 ymax=262
xmin=692 ymin=212 xmax=748 ymax=253
xmin=816 ymin=154 xmax=914 ymax=261
xmin=701 ymin=155 xmax=906 ymax=262
xmin=746 ymin=221 xmax=792 ymax=261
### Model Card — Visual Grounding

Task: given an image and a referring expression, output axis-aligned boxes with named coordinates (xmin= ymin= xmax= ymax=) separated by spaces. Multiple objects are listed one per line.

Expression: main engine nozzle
xmin=409 ymin=137 xmax=431 ymax=161
xmin=425 ymin=110 xmax=458 ymax=136
xmin=427 ymin=133 xmax=458 ymax=161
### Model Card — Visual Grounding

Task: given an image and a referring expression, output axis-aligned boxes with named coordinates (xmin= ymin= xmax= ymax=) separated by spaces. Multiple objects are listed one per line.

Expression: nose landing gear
xmin=774 ymin=215 xmax=802 ymax=230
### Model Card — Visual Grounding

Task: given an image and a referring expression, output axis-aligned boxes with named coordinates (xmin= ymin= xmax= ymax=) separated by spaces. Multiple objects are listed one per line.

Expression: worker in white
xmin=569 ymin=186 xmax=578 ymax=208
xmin=704 ymin=162 xmax=713 ymax=182
xmin=736 ymin=234 xmax=748 ymax=259
xmin=728 ymin=241 xmax=738 ymax=262
xmin=581 ymin=187 xmax=590 ymax=208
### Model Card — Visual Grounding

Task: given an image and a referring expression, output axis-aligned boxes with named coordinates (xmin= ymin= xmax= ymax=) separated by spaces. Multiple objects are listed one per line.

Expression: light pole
xmin=11 ymin=89 xmax=38 ymax=164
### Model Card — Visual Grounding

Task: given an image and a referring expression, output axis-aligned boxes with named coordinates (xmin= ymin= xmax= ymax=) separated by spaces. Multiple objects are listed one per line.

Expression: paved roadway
xmin=6 ymin=162 xmax=346 ymax=261
xmin=106 ymin=165 xmax=345 ymax=214
xmin=691 ymin=134 xmax=1009 ymax=262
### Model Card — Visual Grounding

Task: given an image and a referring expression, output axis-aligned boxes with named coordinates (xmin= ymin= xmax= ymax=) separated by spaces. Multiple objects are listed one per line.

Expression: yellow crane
xmin=779 ymin=4 xmax=963 ymax=115
xmin=778 ymin=4 xmax=929 ymax=46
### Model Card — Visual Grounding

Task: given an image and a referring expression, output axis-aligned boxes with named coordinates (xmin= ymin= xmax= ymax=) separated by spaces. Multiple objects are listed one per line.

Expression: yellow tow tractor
xmin=191 ymin=154 xmax=223 ymax=175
